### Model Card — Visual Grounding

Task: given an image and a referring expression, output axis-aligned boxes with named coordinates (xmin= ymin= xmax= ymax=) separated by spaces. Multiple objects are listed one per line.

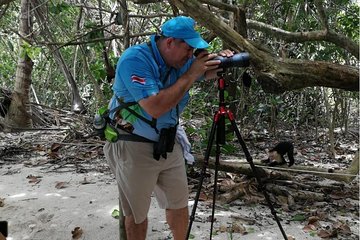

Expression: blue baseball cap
xmin=161 ymin=16 xmax=209 ymax=49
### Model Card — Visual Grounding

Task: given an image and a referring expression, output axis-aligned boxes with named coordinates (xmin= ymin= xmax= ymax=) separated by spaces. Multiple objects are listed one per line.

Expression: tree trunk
xmin=172 ymin=0 xmax=359 ymax=93
xmin=193 ymin=153 xmax=358 ymax=183
xmin=120 ymin=0 xmax=130 ymax=49
xmin=4 ymin=0 xmax=34 ymax=130
xmin=323 ymin=88 xmax=335 ymax=158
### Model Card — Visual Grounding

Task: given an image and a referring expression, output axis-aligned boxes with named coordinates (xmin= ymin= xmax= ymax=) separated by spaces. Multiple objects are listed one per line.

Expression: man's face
xmin=166 ymin=38 xmax=194 ymax=69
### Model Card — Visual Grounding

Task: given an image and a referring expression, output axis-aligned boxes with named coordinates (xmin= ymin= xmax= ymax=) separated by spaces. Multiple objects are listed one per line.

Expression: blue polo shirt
xmin=109 ymin=35 xmax=195 ymax=141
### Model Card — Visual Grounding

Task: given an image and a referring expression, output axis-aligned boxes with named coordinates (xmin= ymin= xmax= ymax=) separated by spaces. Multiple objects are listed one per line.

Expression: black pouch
xmin=0 ymin=221 xmax=7 ymax=237
xmin=153 ymin=126 xmax=177 ymax=160
xmin=153 ymin=128 xmax=169 ymax=160
xmin=166 ymin=126 xmax=176 ymax=152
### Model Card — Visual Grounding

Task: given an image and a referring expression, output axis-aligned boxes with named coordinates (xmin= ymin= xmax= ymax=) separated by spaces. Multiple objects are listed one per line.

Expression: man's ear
xmin=165 ymin=37 xmax=175 ymax=48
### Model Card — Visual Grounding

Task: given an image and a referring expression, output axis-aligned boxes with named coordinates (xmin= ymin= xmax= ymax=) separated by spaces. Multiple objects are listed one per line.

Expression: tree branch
xmin=199 ymin=0 xmax=243 ymax=12
xmin=0 ymin=0 xmax=14 ymax=6
xmin=130 ymin=0 xmax=161 ymax=3
xmin=247 ymin=19 xmax=359 ymax=59
xmin=183 ymin=0 xmax=358 ymax=59
xmin=172 ymin=0 xmax=359 ymax=93
xmin=314 ymin=0 xmax=329 ymax=30
xmin=10 ymin=27 xmax=154 ymax=47
xmin=0 ymin=2 xmax=9 ymax=19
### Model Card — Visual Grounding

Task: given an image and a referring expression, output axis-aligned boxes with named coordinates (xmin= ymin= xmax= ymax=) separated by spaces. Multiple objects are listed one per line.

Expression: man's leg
xmin=166 ymin=206 xmax=189 ymax=240
xmin=125 ymin=215 xmax=147 ymax=240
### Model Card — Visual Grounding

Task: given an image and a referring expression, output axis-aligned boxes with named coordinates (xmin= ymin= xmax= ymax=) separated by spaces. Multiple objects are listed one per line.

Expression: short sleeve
xmin=117 ymin=48 xmax=160 ymax=102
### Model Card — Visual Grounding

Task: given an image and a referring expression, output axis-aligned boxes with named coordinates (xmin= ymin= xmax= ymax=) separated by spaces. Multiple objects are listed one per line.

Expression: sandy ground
xmin=0 ymin=163 xmax=356 ymax=240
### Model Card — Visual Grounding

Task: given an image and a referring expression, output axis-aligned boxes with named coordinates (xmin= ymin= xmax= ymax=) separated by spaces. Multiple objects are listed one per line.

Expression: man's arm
xmin=204 ymin=49 xmax=234 ymax=80
xmin=139 ymin=51 xmax=220 ymax=119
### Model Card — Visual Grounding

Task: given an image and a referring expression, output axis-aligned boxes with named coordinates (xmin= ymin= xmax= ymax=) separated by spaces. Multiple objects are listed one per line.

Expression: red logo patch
xmin=131 ymin=75 xmax=146 ymax=85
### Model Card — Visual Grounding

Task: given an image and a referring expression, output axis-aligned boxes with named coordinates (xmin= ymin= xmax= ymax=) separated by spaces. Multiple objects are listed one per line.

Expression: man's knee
xmin=125 ymin=215 xmax=147 ymax=240
xmin=166 ymin=207 xmax=188 ymax=223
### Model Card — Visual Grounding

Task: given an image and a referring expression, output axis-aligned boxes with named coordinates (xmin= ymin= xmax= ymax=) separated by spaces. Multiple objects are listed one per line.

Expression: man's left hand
xmin=204 ymin=49 xmax=234 ymax=80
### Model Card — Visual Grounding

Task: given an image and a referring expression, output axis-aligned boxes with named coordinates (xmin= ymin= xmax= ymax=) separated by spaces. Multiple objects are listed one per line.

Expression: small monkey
xmin=263 ymin=141 xmax=295 ymax=167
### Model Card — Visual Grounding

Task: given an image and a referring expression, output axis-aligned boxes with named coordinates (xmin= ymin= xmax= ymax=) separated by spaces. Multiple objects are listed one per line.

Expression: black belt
xmin=117 ymin=133 xmax=155 ymax=143
xmin=115 ymin=127 xmax=155 ymax=143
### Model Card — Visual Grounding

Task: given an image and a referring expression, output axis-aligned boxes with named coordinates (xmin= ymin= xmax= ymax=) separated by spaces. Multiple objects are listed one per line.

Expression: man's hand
xmin=205 ymin=49 xmax=234 ymax=80
xmin=218 ymin=49 xmax=234 ymax=58
xmin=187 ymin=50 xmax=220 ymax=80
xmin=0 ymin=232 xmax=6 ymax=240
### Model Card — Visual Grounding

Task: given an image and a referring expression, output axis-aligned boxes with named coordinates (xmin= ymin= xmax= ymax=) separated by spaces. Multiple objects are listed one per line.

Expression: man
xmin=103 ymin=16 xmax=233 ymax=240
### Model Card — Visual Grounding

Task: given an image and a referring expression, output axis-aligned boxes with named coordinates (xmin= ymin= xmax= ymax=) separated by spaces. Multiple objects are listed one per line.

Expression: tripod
xmin=186 ymin=74 xmax=288 ymax=240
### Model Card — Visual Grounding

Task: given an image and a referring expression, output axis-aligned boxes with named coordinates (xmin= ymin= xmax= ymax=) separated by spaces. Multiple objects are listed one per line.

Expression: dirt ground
xmin=0 ymin=129 xmax=359 ymax=240
xmin=1 ymin=163 xmax=334 ymax=240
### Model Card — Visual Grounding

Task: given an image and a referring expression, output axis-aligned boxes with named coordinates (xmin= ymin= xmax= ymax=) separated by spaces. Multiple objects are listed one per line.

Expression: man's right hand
xmin=187 ymin=50 xmax=220 ymax=80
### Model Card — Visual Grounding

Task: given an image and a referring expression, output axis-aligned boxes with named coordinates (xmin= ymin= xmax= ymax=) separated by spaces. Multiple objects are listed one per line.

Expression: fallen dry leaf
xmin=218 ymin=224 xmax=227 ymax=232
xmin=71 ymin=226 xmax=83 ymax=239
xmin=313 ymin=210 xmax=328 ymax=220
xmin=48 ymin=151 xmax=59 ymax=159
xmin=317 ymin=229 xmax=331 ymax=238
xmin=50 ymin=143 xmax=62 ymax=152
xmin=26 ymin=175 xmax=41 ymax=184
xmin=333 ymin=222 xmax=352 ymax=234
xmin=303 ymin=224 xmax=317 ymax=232
xmin=199 ymin=192 xmax=208 ymax=201
xmin=206 ymin=215 xmax=216 ymax=222
xmin=55 ymin=182 xmax=67 ymax=189
xmin=317 ymin=229 xmax=338 ymax=238
xmin=219 ymin=178 xmax=236 ymax=190
xmin=33 ymin=144 xmax=46 ymax=151
xmin=308 ymin=216 xmax=320 ymax=225
xmin=231 ymin=222 xmax=247 ymax=235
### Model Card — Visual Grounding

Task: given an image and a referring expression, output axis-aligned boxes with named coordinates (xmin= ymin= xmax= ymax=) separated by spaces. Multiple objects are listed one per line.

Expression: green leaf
xmin=20 ymin=42 xmax=41 ymax=59
xmin=111 ymin=209 xmax=120 ymax=219
xmin=221 ymin=144 xmax=238 ymax=154
xmin=7 ymin=40 xmax=13 ymax=52
xmin=49 ymin=2 xmax=71 ymax=14
xmin=291 ymin=214 xmax=306 ymax=222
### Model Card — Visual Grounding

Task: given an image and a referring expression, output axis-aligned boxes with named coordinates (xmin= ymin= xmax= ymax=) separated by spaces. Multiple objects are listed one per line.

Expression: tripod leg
xmin=229 ymin=118 xmax=288 ymax=240
xmin=186 ymin=117 xmax=217 ymax=240
xmin=209 ymin=137 xmax=221 ymax=240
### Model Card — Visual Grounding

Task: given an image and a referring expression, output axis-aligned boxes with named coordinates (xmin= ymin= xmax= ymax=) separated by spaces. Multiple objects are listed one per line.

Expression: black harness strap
xmin=116 ymin=98 xmax=158 ymax=133
xmin=100 ymin=101 xmax=157 ymax=141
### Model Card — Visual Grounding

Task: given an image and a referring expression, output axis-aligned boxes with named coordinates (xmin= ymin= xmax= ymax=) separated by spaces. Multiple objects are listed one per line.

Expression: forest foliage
xmin=0 ymin=0 xmax=358 ymax=147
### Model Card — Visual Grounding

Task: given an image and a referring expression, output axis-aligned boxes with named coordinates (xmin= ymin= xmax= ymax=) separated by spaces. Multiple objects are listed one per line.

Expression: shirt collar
xmin=150 ymin=35 xmax=167 ymax=70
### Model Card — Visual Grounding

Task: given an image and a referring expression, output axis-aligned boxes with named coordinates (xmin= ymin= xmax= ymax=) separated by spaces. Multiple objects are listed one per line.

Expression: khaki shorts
xmin=104 ymin=137 xmax=188 ymax=224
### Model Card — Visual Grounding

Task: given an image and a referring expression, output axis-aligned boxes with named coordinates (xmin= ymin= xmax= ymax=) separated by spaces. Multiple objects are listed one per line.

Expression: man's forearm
xmin=139 ymin=71 xmax=198 ymax=119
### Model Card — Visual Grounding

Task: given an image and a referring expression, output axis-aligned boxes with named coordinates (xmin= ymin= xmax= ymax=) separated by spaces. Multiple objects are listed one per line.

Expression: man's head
xmin=161 ymin=16 xmax=209 ymax=49
xmin=158 ymin=16 xmax=209 ymax=69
